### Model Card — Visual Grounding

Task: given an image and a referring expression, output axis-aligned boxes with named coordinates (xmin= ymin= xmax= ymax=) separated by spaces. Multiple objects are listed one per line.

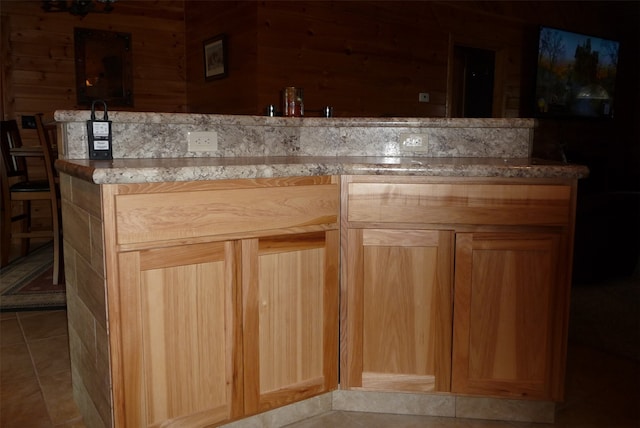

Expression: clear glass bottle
xmin=283 ymin=87 xmax=304 ymax=117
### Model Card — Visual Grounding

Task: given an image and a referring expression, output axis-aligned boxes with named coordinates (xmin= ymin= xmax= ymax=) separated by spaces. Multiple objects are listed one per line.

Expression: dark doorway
xmin=452 ymin=46 xmax=495 ymax=117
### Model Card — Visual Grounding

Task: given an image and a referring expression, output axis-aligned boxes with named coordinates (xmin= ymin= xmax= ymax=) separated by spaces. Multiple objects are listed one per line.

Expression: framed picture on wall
xmin=75 ymin=27 xmax=134 ymax=106
xmin=534 ymin=26 xmax=619 ymax=118
xmin=203 ymin=34 xmax=228 ymax=80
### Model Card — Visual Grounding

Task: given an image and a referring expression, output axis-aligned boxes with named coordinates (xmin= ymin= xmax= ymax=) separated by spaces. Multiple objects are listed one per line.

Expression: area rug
xmin=0 ymin=244 xmax=66 ymax=311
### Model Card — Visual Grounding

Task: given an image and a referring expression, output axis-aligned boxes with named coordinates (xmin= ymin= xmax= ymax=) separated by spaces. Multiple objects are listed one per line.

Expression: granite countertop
xmin=55 ymin=156 xmax=589 ymax=184
xmin=53 ymin=112 xmax=588 ymax=184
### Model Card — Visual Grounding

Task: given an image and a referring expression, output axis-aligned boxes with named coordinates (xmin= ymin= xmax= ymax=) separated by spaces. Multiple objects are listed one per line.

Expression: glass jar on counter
xmin=282 ymin=87 xmax=304 ymax=117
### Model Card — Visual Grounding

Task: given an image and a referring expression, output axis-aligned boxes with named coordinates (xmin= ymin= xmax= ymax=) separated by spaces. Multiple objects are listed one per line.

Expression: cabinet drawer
xmin=115 ymin=183 xmax=339 ymax=245
xmin=347 ymin=182 xmax=572 ymax=226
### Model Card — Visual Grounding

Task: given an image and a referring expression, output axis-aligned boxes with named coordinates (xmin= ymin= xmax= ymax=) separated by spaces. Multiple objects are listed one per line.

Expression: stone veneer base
xmin=220 ymin=390 xmax=555 ymax=427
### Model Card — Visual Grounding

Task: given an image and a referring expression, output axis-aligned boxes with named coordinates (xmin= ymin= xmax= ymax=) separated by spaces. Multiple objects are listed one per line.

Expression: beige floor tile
xmin=0 ymin=341 xmax=36 ymax=384
xmin=15 ymin=309 xmax=58 ymax=319
xmin=29 ymin=335 xmax=71 ymax=378
xmin=554 ymin=344 xmax=640 ymax=427
xmin=52 ymin=418 xmax=86 ymax=428
xmin=0 ymin=318 xmax=24 ymax=347
xmin=18 ymin=310 xmax=68 ymax=341
xmin=0 ymin=377 xmax=53 ymax=428
xmin=0 ymin=312 xmax=17 ymax=321
xmin=284 ymin=411 xmax=525 ymax=428
xmin=39 ymin=370 xmax=83 ymax=426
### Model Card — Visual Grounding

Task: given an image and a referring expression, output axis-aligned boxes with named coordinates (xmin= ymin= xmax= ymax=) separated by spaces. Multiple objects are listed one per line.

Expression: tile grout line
xmin=17 ymin=312 xmax=57 ymax=427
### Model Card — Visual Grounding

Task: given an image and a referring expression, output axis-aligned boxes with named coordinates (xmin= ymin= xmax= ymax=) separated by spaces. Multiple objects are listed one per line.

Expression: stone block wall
xmin=60 ymin=174 xmax=111 ymax=428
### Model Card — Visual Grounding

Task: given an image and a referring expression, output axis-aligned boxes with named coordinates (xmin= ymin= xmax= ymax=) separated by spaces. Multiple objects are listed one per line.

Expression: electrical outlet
xmin=187 ymin=131 xmax=218 ymax=152
xmin=21 ymin=115 xmax=37 ymax=129
xmin=400 ymin=133 xmax=429 ymax=152
xmin=418 ymin=93 xmax=430 ymax=103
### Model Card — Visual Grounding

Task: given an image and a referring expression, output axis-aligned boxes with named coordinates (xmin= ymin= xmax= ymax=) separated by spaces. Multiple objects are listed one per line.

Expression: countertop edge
xmin=56 ymin=158 xmax=590 ymax=185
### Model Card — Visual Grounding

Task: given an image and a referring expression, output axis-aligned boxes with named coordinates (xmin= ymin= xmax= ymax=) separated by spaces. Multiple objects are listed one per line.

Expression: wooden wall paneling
xmin=185 ymin=1 xmax=259 ymax=114
xmin=1 ymin=0 xmax=187 ymax=125
xmin=182 ymin=0 xmax=636 ymax=131
xmin=435 ymin=2 xmax=527 ymax=118
xmin=184 ymin=0 xmax=454 ymax=117
xmin=1 ymin=14 xmax=7 ymax=119
xmin=2 ymin=0 xmax=188 ymax=230
xmin=255 ymin=1 xmax=451 ymax=118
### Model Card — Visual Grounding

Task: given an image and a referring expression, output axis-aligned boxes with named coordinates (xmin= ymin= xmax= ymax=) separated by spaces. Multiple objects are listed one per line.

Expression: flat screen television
xmin=535 ymin=26 xmax=619 ymax=118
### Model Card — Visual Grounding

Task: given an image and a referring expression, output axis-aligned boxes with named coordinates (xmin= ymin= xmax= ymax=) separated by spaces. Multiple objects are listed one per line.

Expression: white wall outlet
xmin=418 ymin=92 xmax=430 ymax=103
xmin=187 ymin=131 xmax=218 ymax=152
xmin=400 ymin=133 xmax=429 ymax=152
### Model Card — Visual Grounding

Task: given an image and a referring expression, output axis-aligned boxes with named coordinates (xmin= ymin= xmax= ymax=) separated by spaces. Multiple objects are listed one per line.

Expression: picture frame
xmin=534 ymin=26 xmax=619 ymax=118
xmin=203 ymin=34 xmax=228 ymax=80
xmin=74 ymin=27 xmax=134 ymax=107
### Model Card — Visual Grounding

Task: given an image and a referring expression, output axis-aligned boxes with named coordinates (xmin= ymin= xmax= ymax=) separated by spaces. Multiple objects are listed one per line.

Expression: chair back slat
xmin=0 ymin=120 xmax=28 ymax=180
xmin=1 ymin=115 xmax=64 ymax=283
xmin=35 ymin=114 xmax=59 ymax=192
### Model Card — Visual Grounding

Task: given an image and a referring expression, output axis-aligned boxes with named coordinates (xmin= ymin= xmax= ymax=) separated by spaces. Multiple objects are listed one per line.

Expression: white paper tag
xmin=93 ymin=122 xmax=110 ymax=137
xmin=93 ymin=140 xmax=110 ymax=150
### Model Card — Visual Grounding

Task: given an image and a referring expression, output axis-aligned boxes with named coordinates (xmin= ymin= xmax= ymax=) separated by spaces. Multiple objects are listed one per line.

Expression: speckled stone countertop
xmin=56 ymin=156 xmax=588 ymax=184
xmin=53 ymin=111 xmax=588 ymax=184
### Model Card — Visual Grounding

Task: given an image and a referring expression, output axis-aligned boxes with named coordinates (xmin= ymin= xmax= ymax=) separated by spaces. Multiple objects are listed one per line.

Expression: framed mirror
xmin=74 ymin=27 xmax=133 ymax=107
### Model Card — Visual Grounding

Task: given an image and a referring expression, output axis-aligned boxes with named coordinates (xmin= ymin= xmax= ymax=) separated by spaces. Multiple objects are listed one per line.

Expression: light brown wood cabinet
xmin=242 ymin=231 xmax=339 ymax=415
xmin=117 ymin=240 xmax=243 ymax=426
xmin=66 ymin=172 xmax=579 ymax=427
xmin=341 ymin=175 xmax=576 ymax=402
xmin=452 ymin=231 xmax=569 ymax=400
xmin=343 ymin=228 xmax=454 ymax=392
xmin=102 ymin=177 xmax=340 ymax=427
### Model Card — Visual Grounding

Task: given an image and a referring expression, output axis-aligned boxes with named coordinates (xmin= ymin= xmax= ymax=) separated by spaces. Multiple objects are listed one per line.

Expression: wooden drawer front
xmin=115 ymin=184 xmax=338 ymax=245
xmin=348 ymin=183 xmax=571 ymax=226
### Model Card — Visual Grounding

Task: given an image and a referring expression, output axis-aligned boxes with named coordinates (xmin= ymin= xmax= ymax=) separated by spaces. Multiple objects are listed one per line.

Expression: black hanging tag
xmin=86 ymin=100 xmax=113 ymax=160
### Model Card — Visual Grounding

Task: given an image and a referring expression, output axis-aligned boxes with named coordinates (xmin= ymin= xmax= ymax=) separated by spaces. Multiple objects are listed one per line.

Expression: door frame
xmin=446 ymin=33 xmax=507 ymax=118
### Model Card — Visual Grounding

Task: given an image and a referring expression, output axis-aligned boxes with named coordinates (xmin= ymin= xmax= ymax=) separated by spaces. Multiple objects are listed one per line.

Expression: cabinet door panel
xmin=118 ymin=241 xmax=242 ymax=427
xmin=345 ymin=229 xmax=453 ymax=392
xmin=243 ymin=231 xmax=339 ymax=414
xmin=452 ymin=232 xmax=562 ymax=400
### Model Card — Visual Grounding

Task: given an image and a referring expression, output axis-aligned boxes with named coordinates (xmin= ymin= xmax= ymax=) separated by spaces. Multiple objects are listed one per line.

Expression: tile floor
xmin=0 ymin=310 xmax=84 ymax=427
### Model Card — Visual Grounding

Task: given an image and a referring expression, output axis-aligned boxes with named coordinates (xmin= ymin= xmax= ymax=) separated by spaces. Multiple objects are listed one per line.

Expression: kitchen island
xmin=54 ymin=112 xmax=587 ymax=427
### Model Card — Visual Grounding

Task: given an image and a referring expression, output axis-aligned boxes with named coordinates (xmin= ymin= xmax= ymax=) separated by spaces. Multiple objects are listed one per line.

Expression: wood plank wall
xmin=3 ymin=1 xmax=636 ymax=121
xmin=3 ymin=1 xmax=635 ymax=135
xmin=1 ymin=0 xmax=187 ymax=147
xmin=186 ymin=1 xmax=459 ymax=118
xmin=185 ymin=1 xmax=259 ymax=115
xmin=1 ymin=0 xmax=187 ymax=235
xmin=184 ymin=1 xmax=637 ymax=122
xmin=255 ymin=1 xmax=453 ymax=118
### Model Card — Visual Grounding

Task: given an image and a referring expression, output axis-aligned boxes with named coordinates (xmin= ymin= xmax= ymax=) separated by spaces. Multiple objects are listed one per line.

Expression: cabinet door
xmin=452 ymin=232 xmax=567 ymax=400
xmin=117 ymin=241 xmax=242 ymax=427
xmin=242 ymin=230 xmax=339 ymax=415
xmin=344 ymin=229 xmax=454 ymax=392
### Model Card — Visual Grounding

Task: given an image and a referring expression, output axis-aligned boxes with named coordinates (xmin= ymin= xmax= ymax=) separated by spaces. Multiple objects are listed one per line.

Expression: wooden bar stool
xmin=0 ymin=116 xmax=63 ymax=284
